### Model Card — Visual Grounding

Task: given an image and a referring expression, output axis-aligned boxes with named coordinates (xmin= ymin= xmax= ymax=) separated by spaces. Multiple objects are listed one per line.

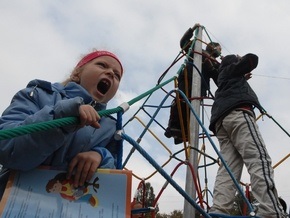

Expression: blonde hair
xmin=61 ymin=49 xmax=98 ymax=86
xmin=61 ymin=66 xmax=83 ymax=86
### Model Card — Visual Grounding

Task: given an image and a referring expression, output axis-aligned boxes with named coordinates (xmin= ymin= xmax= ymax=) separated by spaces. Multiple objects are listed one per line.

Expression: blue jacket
xmin=0 ymin=79 xmax=117 ymax=171
xmin=209 ymin=53 xmax=263 ymax=133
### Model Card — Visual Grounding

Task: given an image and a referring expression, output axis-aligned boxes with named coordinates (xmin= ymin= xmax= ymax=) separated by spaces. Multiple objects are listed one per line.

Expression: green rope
xmin=0 ymin=117 xmax=79 ymax=140
xmin=0 ymin=77 xmax=175 ymax=141
xmin=128 ymin=77 xmax=174 ymax=106
xmin=202 ymin=26 xmax=213 ymax=44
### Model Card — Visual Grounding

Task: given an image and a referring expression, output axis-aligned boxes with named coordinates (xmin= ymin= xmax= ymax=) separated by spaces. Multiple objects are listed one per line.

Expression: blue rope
xmin=121 ymin=132 xmax=211 ymax=218
xmin=209 ymin=213 xmax=260 ymax=218
xmin=116 ymin=111 xmax=123 ymax=169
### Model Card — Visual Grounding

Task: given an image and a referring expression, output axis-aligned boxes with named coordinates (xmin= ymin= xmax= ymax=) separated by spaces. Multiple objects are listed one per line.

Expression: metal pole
xmin=183 ymin=25 xmax=202 ymax=218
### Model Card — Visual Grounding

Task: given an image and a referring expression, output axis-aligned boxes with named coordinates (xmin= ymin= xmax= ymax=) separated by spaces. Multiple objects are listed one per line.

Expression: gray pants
xmin=210 ymin=110 xmax=285 ymax=217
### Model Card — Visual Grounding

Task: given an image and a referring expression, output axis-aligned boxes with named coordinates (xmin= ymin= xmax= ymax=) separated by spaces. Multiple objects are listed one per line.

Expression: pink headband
xmin=76 ymin=50 xmax=123 ymax=74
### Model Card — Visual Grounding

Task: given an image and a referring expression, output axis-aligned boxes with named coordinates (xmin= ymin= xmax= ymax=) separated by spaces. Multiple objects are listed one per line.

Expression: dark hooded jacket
xmin=209 ymin=53 xmax=264 ymax=133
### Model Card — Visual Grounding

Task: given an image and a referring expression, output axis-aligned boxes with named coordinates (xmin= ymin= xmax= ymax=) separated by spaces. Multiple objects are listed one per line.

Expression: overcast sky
xmin=1 ymin=0 xmax=290 ymax=215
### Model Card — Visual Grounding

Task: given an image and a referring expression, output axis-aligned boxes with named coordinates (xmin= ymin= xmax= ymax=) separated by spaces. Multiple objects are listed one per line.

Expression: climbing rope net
xmin=0 ymin=25 xmax=289 ymax=218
